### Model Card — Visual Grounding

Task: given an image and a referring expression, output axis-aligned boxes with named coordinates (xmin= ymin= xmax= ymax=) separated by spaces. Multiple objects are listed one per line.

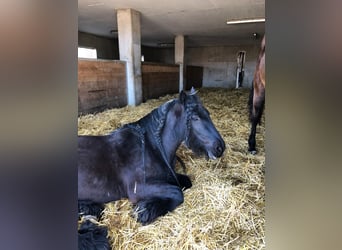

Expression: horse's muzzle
xmin=208 ymin=139 xmax=225 ymax=159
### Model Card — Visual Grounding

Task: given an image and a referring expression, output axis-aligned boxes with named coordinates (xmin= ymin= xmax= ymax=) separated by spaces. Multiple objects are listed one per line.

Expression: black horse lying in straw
xmin=78 ymin=88 xmax=225 ymax=225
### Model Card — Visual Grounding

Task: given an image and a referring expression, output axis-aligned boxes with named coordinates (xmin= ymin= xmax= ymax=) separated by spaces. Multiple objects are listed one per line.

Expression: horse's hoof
xmin=135 ymin=199 xmax=169 ymax=225
xmin=249 ymin=150 xmax=257 ymax=155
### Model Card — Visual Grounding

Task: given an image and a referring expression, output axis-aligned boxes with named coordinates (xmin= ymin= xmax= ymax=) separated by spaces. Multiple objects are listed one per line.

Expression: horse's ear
xmin=179 ymin=90 xmax=187 ymax=104
xmin=190 ymin=86 xmax=198 ymax=95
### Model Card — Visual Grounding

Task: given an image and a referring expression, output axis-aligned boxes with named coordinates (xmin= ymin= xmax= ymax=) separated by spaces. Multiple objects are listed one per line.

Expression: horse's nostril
xmin=213 ymin=140 xmax=225 ymax=157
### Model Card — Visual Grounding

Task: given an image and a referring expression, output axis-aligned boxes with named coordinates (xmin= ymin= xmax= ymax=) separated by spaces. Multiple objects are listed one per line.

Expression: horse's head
xmin=180 ymin=88 xmax=225 ymax=160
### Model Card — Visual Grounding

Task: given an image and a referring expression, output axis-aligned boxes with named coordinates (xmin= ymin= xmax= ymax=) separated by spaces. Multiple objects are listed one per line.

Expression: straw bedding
xmin=78 ymin=88 xmax=265 ymax=249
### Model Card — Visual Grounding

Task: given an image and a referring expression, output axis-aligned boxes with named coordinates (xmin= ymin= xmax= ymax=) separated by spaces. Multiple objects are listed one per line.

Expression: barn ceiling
xmin=78 ymin=0 xmax=265 ymax=47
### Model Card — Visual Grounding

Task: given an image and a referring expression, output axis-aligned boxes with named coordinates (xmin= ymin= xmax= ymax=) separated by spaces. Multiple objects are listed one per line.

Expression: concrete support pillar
xmin=117 ymin=9 xmax=142 ymax=106
xmin=175 ymin=35 xmax=185 ymax=91
xmin=179 ymin=63 xmax=184 ymax=92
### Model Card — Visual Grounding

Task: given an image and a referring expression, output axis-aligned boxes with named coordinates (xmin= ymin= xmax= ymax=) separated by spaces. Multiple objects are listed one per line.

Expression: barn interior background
xmin=78 ymin=0 xmax=265 ymax=249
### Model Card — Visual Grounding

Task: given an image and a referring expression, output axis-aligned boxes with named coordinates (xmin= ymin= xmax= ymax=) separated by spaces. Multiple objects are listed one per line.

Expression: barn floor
xmin=78 ymin=88 xmax=265 ymax=249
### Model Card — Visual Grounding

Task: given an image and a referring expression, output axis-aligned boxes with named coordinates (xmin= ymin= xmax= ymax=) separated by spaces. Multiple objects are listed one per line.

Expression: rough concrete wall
xmin=141 ymin=45 xmax=260 ymax=89
xmin=78 ymin=31 xmax=119 ymax=60
xmin=185 ymin=45 xmax=260 ymax=88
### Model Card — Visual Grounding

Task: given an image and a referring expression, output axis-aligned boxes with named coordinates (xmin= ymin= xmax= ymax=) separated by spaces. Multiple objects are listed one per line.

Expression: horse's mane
xmin=126 ymin=90 xmax=200 ymax=140
xmin=128 ymin=99 xmax=181 ymax=185
xmin=137 ymin=99 xmax=178 ymax=141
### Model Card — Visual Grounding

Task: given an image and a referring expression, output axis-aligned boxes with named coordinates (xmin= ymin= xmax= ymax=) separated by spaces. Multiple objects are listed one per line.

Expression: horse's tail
xmin=78 ymin=201 xmax=105 ymax=220
xmin=78 ymin=201 xmax=110 ymax=249
xmin=257 ymin=94 xmax=265 ymax=125
xmin=78 ymin=219 xmax=110 ymax=250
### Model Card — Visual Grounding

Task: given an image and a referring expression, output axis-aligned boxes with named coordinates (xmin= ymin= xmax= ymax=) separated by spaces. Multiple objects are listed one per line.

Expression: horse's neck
xmin=160 ymin=106 xmax=186 ymax=164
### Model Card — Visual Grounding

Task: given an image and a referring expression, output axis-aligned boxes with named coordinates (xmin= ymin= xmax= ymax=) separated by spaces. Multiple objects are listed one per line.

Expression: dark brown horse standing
xmin=248 ymin=36 xmax=265 ymax=154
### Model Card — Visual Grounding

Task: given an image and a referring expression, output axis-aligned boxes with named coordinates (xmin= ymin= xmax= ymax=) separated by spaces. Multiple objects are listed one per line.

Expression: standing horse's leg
xmin=132 ymin=184 xmax=184 ymax=225
xmin=248 ymin=86 xmax=265 ymax=154
xmin=248 ymin=117 xmax=258 ymax=154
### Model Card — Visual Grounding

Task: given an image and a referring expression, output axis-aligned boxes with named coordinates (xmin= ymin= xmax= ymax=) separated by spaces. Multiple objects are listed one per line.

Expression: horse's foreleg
xmin=248 ymin=117 xmax=258 ymax=154
xmin=248 ymin=91 xmax=265 ymax=154
xmin=133 ymin=184 xmax=184 ymax=225
xmin=248 ymin=86 xmax=257 ymax=154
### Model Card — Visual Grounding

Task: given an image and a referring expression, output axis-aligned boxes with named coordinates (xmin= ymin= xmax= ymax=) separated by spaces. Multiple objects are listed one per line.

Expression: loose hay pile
xmin=78 ymin=88 xmax=265 ymax=249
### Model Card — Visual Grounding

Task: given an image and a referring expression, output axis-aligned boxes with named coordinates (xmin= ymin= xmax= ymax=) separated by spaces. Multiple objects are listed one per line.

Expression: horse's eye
xmin=191 ymin=115 xmax=200 ymax=121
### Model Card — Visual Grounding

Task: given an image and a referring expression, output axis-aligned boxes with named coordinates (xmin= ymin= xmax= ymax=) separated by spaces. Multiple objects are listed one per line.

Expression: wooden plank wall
xmin=78 ymin=59 xmax=127 ymax=115
xmin=142 ymin=62 xmax=179 ymax=101
xmin=186 ymin=65 xmax=203 ymax=90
